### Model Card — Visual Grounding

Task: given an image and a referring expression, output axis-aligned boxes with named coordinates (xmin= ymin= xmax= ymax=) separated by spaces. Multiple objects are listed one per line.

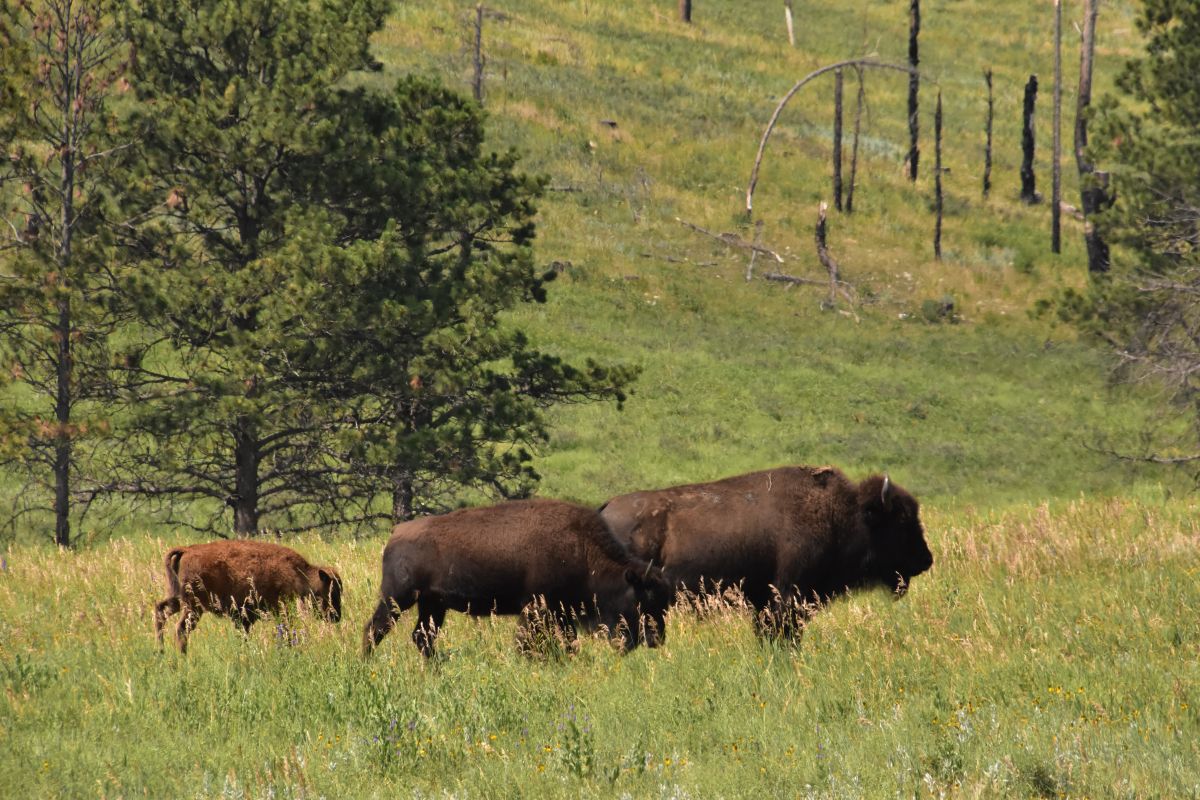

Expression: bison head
xmin=315 ymin=567 xmax=343 ymax=623
xmin=617 ymin=561 xmax=672 ymax=650
xmin=859 ymin=475 xmax=934 ymax=596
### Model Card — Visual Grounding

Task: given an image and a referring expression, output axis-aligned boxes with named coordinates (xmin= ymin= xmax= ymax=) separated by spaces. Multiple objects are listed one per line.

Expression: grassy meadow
xmin=5 ymin=0 xmax=1200 ymax=796
xmin=2 ymin=498 xmax=1198 ymax=797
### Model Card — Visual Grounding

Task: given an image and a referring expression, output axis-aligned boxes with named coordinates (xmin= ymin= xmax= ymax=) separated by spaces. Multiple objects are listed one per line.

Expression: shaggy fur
xmin=600 ymin=465 xmax=934 ymax=639
xmin=362 ymin=499 xmax=671 ymax=657
xmin=153 ymin=540 xmax=342 ymax=653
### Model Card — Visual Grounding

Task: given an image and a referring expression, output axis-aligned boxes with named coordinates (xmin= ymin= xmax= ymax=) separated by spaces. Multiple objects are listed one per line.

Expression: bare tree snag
xmin=846 ymin=66 xmax=866 ymax=214
xmin=1021 ymin=75 xmax=1041 ymax=204
xmin=679 ymin=0 xmax=692 ymax=23
xmin=812 ymin=204 xmax=858 ymax=316
xmin=934 ymin=90 xmax=944 ymax=260
xmin=746 ymin=219 xmax=765 ymax=281
xmin=983 ymin=68 xmax=994 ymax=198
xmin=746 ymin=59 xmax=919 ymax=215
xmin=1076 ymin=0 xmax=1111 ymax=273
xmin=1052 ymin=0 xmax=1063 ymax=253
xmin=784 ymin=0 xmax=795 ymax=46
xmin=906 ymin=0 xmax=920 ymax=181
xmin=833 ymin=69 xmax=844 ymax=212
xmin=816 ymin=202 xmax=839 ymax=306
xmin=473 ymin=4 xmax=485 ymax=104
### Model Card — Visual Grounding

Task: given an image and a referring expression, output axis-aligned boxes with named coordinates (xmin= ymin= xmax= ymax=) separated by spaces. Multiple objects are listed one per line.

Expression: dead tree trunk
xmin=1052 ymin=0 xmax=1062 ymax=253
xmin=679 ymin=0 xmax=692 ymax=23
xmin=816 ymin=202 xmax=839 ymax=308
xmin=784 ymin=0 xmax=795 ymax=46
xmin=934 ymin=90 xmax=944 ymax=260
xmin=846 ymin=67 xmax=865 ymax=214
xmin=1021 ymin=75 xmax=1040 ymax=204
xmin=1076 ymin=0 xmax=1110 ymax=273
xmin=472 ymin=4 xmax=485 ymax=104
xmin=906 ymin=0 xmax=920 ymax=181
xmin=833 ymin=69 xmax=844 ymax=212
xmin=983 ymin=68 xmax=993 ymax=198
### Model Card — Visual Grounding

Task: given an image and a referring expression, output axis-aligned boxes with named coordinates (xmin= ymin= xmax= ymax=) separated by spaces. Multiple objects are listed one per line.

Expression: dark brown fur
xmin=599 ymin=466 xmax=933 ymax=639
xmin=362 ymin=499 xmax=672 ymax=657
xmin=153 ymin=540 xmax=343 ymax=653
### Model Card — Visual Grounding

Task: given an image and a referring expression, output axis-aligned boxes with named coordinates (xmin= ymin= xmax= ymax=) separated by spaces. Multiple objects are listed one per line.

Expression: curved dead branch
xmin=746 ymin=59 xmax=926 ymax=215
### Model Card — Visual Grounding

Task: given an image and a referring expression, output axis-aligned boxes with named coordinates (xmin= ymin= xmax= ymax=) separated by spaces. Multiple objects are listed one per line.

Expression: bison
xmin=599 ymin=465 xmax=933 ymax=639
xmin=153 ymin=540 xmax=343 ymax=653
xmin=362 ymin=499 xmax=672 ymax=657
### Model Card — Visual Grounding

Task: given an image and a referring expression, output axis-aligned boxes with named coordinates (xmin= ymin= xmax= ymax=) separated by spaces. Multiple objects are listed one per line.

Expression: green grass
xmin=2 ymin=498 xmax=1198 ymax=797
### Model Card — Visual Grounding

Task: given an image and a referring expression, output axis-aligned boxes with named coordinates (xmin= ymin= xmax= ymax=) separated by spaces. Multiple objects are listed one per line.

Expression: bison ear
xmin=318 ymin=568 xmax=340 ymax=590
xmin=881 ymin=474 xmax=893 ymax=511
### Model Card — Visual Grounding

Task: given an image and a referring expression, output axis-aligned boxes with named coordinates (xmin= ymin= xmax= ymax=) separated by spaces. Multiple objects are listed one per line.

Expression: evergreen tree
xmin=114 ymin=1 xmax=634 ymax=534
xmin=284 ymin=79 xmax=636 ymax=523
xmin=1070 ymin=1 xmax=1200 ymax=468
xmin=0 ymin=0 xmax=128 ymax=545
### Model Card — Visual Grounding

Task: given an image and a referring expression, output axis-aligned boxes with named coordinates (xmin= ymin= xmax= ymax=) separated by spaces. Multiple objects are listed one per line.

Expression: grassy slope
xmin=354 ymin=0 xmax=1168 ymax=514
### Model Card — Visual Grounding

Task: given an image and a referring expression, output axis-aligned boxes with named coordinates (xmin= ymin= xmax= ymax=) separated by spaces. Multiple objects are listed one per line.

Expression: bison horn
xmin=643 ymin=559 xmax=654 ymax=579
xmin=881 ymin=474 xmax=892 ymax=507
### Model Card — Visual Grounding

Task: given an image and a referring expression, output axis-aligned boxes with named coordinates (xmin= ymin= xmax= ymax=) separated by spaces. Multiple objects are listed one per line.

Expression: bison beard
xmin=600 ymin=465 xmax=933 ymax=640
xmin=362 ymin=499 xmax=671 ymax=658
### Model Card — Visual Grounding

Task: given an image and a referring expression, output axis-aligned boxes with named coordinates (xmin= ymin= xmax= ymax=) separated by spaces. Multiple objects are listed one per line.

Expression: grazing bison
xmin=362 ymin=499 xmax=672 ymax=657
xmin=599 ymin=465 xmax=933 ymax=639
xmin=153 ymin=540 xmax=343 ymax=653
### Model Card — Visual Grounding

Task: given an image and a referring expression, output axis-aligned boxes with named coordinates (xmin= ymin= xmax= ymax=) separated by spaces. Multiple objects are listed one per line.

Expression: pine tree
xmin=113 ymin=1 xmax=634 ymax=534
xmin=284 ymin=78 xmax=636 ymax=524
xmin=0 ymin=0 xmax=128 ymax=545
xmin=1071 ymin=1 xmax=1200 ymax=468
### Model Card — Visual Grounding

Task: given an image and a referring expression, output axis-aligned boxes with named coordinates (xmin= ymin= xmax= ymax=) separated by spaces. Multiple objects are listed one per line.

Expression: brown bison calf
xmin=362 ymin=499 xmax=672 ymax=658
xmin=153 ymin=540 xmax=343 ymax=653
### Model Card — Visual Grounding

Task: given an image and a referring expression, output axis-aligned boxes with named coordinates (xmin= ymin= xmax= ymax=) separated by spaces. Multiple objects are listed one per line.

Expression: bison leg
xmin=154 ymin=596 xmax=181 ymax=649
xmin=753 ymin=590 xmax=816 ymax=642
xmin=236 ymin=605 xmax=263 ymax=634
xmin=411 ymin=600 xmax=446 ymax=658
xmin=362 ymin=597 xmax=403 ymax=656
xmin=175 ymin=606 xmax=201 ymax=654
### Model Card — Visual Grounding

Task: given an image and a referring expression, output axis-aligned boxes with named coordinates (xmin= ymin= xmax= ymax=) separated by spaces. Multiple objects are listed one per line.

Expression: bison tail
xmin=163 ymin=547 xmax=186 ymax=596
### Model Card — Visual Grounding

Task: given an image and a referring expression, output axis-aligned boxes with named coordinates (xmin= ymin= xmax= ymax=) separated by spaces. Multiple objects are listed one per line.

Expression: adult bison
xmin=599 ymin=465 xmax=933 ymax=638
xmin=362 ymin=499 xmax=671 ymax=657
xmin=153 ymin=540 xmax=343 ymax=653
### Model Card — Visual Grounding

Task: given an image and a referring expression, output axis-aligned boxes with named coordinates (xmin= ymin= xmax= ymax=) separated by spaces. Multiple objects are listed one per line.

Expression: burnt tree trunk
xmin=815 ymin=203 xmax=839 ymax=307
xmin=906 ymin=0 xmax=920 ymax=181
xmin=679 ymin=0 xmax=692 ymax=23
xmin=833 ymin=69 xmax=844 ymax=211
xmin=846 ymin=67 xmax=865 ymax=214
xmin=1076 ymin=0 xmax=1110 ymax=273
xmin=934 ymin=90 xmax=944 ymax=260
xmin=1021 ymin=75 xmax=1040 ymax=204
xmin=983 ymin=68 xmax=993 ymax=198
xmin=1052 ymin=0 xmax=1062 ymax=253
xmin=472 ymin=4 xmax=484 ymax=104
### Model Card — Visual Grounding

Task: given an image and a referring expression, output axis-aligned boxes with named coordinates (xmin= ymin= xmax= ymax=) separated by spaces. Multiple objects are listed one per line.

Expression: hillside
xmin=344 ymin=0 xmax=1165 ymax=513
